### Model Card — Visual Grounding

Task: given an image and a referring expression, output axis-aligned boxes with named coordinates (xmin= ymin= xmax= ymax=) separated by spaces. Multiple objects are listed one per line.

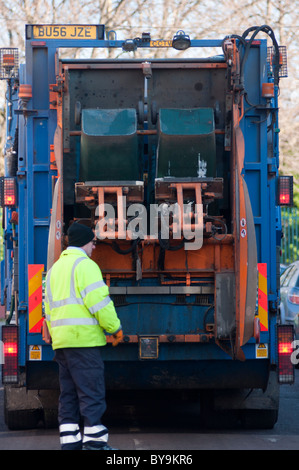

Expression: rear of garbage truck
xmin=1 ymin=24 xmax=294 ymax=429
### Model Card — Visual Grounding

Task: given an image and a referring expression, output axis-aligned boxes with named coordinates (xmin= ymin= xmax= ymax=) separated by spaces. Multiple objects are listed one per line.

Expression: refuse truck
xmin=0 ymin=24 xmax=295 ymax=429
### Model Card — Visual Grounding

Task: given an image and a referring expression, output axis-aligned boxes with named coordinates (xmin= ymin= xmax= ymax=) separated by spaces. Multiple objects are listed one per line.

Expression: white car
xmin=280 ymin=261 xmax=299 ymax=334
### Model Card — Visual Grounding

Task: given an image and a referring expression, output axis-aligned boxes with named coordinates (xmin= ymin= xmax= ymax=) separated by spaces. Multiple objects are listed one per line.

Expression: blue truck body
xmin=0 ymin=25 xmax=294 ymax=429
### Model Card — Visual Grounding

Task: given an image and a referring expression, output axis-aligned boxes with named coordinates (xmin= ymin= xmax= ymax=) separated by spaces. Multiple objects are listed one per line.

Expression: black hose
xmin=111 ymin=238 xmax=140 ymax=255
xmin=158 ymin=231 xmax=185 ymax=251
xmin=241 ymin=25 xmax=280 ymax=86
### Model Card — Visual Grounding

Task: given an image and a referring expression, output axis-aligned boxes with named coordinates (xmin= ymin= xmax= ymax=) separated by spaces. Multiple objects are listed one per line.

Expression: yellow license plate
xmin=32 ymin=25 xmax=98 ymax=40
xmin=150 ymin=40 xmax=172 ymax=48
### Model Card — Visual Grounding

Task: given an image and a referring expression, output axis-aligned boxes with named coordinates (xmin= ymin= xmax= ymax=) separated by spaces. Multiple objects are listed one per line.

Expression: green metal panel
xmin=80 ymin=108 xmax=139 ymax=182
xmin=157 ymin=108 xmax=216 ymax=178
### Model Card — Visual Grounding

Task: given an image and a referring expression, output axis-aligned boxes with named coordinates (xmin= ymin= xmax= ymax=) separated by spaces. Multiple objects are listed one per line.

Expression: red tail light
xmin=278 ymin=176 xmax=293 ymax=206
xmin=4 ymin=342 xmax=18 ymax=355
xmin=0 ymin=177 xmax=17 ymax=208
xmin=1 ymin=325 xmax=19 ymax=384
xmin=288 ymin=288 xmax=299 ymax=305
xmin=2 ymin=54 xmax=15 ymax=68
xmin=280 ymin=193 xmax=290 ymax=205
xmin=277 ymin=324 xmax=294 ymax=384
xmin=4 ymin=177 xmax=17 ymax=207
xmin=0 ymin=48 xmax=19 ymax=80
xmin=278 ymin=342 xmax=293 ymax=355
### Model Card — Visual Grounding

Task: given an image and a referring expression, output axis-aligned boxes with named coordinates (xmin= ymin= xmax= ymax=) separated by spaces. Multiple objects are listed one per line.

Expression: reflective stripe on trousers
xmin=59 ymin=423 xmax=82 ymax=450
xmin=83 ymin=424 xmax=109 ymax=446
xmin=59 ymin=423 xmax=108 ymax=450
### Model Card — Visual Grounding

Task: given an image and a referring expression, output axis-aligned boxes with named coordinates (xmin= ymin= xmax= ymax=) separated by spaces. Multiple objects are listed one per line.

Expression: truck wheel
xmin=200 ymin=371 xmax=279 ymax=430
xmin=200 ymin=391 xmax=240 ymax=429
xmin=4 ymin=386 xmax=59 ymax=430
xmin=240 ymin=409 xmax=278 ymax=429
xmin=5 ymin=408 xmax=42 ymax=430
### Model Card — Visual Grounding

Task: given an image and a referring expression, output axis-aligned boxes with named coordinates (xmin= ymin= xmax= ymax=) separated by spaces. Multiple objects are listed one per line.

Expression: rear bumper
xmin=25 ymin=357 xmax=270 ymax=391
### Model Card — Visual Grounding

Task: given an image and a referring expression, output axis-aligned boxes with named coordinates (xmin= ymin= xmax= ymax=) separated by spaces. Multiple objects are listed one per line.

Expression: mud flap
xmin=213 ymin=370 xmax=279 ymax=429
xmin=47 ymin=126 xmax=63 ymax=270
xmin=234 ymin=126 xmax=257 ymax=358
xmin=215 ymin=272 xmax=235 ymax=339
xmin=4 ymin=384 xmax=59 ymax=430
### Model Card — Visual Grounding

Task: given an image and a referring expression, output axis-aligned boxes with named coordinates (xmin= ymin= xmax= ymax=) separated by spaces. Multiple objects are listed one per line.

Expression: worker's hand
xmin=112 ymin=329 xmax=123 ymax=347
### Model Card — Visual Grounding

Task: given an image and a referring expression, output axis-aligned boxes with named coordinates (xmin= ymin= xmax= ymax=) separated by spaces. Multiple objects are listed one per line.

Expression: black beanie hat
xmin=67 ymin=223 xmax=94 ymax=247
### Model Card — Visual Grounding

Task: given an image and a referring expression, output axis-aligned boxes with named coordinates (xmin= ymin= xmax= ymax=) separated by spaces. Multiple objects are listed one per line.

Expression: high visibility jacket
xmin=44 ymin=248 xmax=121 ymax=350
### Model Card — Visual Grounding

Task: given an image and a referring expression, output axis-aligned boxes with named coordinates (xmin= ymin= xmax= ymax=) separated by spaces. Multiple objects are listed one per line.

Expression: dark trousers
xmin=54 ymin=347 xmax=108 ymax=450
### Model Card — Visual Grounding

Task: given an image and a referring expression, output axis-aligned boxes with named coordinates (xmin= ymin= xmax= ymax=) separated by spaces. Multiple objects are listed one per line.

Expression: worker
xmin=44 ymin=222 xmax=123 ymax=450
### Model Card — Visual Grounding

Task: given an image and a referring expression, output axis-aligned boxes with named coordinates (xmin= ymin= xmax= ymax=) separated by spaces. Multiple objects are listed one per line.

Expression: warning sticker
xmin=29 ymin=345 xmax=42 ymax=361
xmin=256 ymin=343 xmax=268 ymax=359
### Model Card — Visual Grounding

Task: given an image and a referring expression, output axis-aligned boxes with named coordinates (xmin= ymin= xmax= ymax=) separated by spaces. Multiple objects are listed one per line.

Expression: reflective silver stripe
xmin=89 ymin=296 xmax=112 ymax=314
xmin=80 ymin=280 xmax=106 ymax=299
xmin=59 ymin=423 xmax=82 ymax=446
xmin=46 ymin=266 xmax=53 ymax=304
xmin=51 ymin=317 xmax=99 ymax=328
xmin=83 ymin=424 xmax=108 ymax=444
xmin=70 ymin=256 xmax=87 ymax=296
xmin=49 ymin=297 xmax=84 ymax=309
xmin=60 ymin=423 xmax=80 ymax=433
xmin=60 ymin=435 xmax=81 ymax=445
xmin=84 ymin=424 xmax=107 ymax=435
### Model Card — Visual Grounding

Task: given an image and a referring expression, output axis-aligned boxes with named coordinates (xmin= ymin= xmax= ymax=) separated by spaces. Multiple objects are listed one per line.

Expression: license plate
xmin=32 ymin=25 xmax=98 ymax=40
